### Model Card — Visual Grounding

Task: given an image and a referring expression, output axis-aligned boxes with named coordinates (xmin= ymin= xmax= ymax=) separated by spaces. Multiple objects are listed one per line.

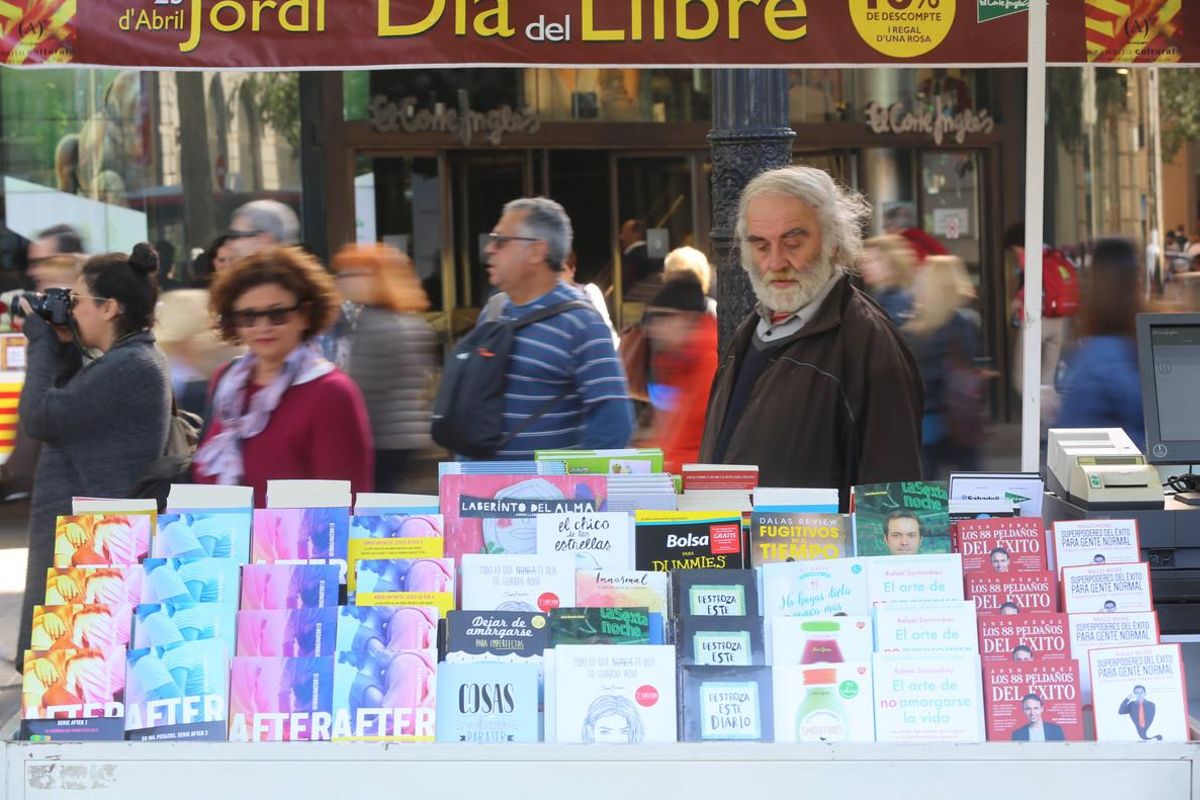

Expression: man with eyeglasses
xmin=226 ymin=200 xmax=300 ymax=260
xmin=479 ymin=197 xmax=633 ymax=459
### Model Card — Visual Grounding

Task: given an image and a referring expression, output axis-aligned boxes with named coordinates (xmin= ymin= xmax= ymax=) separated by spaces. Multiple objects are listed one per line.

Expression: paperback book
xmin=354 ymin=557 xmax=455 ymax=615
xmin=30 ymin=603 xmax=130 ymax=652
xmin=955 ymin=517 xmax=1047 ymax=574
xmin=435 ymin=661 xmax=540 ymax=743
xmin=1090 ymin=643 xmax=1189 ymax=742
xmin=983 ymin=661 xmax=1083 ymax=741
xmin=874 ymin=602 xmax=979 ymax=655
xmin=634 ymin=511 xmax=746 ymax=571
xmin=679 ymin=665 xmax=774 ymax=742
xmin=1061 ymin=562 xmax=1153 ymax=615
xmin=534 ymin=448 xmax=664 ymax=475
xmin=338 ymin=605 xmax=440 ymax=654
xmin=681 ymin=464 xmax=758 ymax=492
xmin=443 ymin=611 xmax=551 ymax=680
xmin=228 ymin=656 xmax=336 ymax=741
xmin=1068 ymin=611 xmax=1160 ymax=701
xmin=866 ymin=554 xmax=965 ymax=606
xmin=154 ymin=511 xmax=253 ymax=563
xmin=872 ymin=654 xmax=985 ymax=743
xmin=948 ymin=472 xmax=1044 ymax=518
xmin=749 ymin=512 xmax=847 ymax=565
xmin=53 ymin=513 xmax=152 ymax=568
xmin=759 ymin=559 xmax=869 ymax=619
xmin=965 ymin=571 xmax=1058 ymax=615
xmin=768 ymin=617 xmax=873 ymax=666
xmin=851 ymin=482 xmax=950 ymax=557
xmin=240 ymin=564 xmax=340 ymax=610
xmin=330 ymin=648 xmax=437 ymax=741
xmin=553 ymin=644 xmax=677 ymax=744
xmin=45 ymin=566 xmax=143 ymax=608
xmin=124 ymin=640 xmax=228 ymax=741
xmin=978 ymin=613 xmax=1070 ymax=663
xmin=251 ymin=507 xmax=350 ymax=582
xmin=236 ymin=608 xmax=339 ymax=657
xmin=675 ymin=614 xmax=765 ymax=667
xmin=773 ymin=663 xmax=875 ymax=743
xmin=460 ymin=553 xmax=575 ymax=613
xmin=576 ymin=570 xmax=668 ymax=614
xmin=19 ymin=648 xmax=126 ymax=741
xmin=133 ymin=602 xmax=236 ymax=656
xmin=550 ymin=607 xmax=651 ymax=645
xmin=670 ymin=569 xmax=760 ymax=617
xmin=1051 ymin=519 xmax=1140 ymax=574
xmin=536 ymin=512 xmax=634 ymax=571
xmin=141 ymin=558 xmax=241 ymax=606
xmin=347 ymin=513 xmax=444 ymax=596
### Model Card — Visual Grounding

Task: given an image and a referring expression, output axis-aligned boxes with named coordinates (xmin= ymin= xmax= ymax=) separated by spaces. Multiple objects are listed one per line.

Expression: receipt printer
xmin=1046 ymin=428 xmax=1164 ymax=510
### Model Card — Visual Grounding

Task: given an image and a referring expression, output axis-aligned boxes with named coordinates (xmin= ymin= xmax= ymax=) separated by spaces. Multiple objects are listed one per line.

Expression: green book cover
xmin=549 ymin=607 xmax=651 ymax=645
xmin=852 ymin=481 xmax=950 ymax=557
xmin=535 ymin=449 xmax=664 ymax=475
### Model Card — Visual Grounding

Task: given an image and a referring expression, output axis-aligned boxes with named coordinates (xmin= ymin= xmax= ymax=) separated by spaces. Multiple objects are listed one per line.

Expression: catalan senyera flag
xmin=1085 ymin=0 xmax=1183 ymax=63
xmin=0 ymin=0 xmax=75 ymax=65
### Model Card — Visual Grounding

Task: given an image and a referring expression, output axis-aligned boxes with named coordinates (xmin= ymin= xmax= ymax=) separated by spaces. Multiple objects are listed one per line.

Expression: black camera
xmin=14 ymin=288 xmax=73 ymax=326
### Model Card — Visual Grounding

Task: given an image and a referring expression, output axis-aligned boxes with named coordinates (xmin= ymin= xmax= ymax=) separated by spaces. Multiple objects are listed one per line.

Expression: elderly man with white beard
xmin=699 ymin=166 xmax=924 ymax=511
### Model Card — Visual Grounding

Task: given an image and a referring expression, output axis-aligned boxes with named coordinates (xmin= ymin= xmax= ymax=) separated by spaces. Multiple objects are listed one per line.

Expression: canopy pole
xmin=1020 ymin=0 xmax=1048 ymax=473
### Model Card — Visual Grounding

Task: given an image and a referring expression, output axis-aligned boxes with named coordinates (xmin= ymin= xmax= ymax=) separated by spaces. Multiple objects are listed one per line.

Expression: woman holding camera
xmin=192 ymin=247 xmax=373 ymax=507
xmin=16 ymin=243 xmax=172 ymax=661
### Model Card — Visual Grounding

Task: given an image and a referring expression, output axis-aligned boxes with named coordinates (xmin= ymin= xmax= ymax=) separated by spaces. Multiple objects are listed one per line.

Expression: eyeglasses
xmin=229 ymin=304 xmax=302 ymax=329
xmin=334 ymin=270 xmax=371 ymax=279
xmin=487 ymin=233 xmax=540 ymax=248
xmin=226 ymin=229 xmax=263 ymax=240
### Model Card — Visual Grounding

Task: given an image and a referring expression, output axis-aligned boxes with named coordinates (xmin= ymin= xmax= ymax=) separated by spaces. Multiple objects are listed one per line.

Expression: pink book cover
xmin=966 ymin=571 xmax=1059 ymax=616
xmin=240 ymin=564 xmax=340 ymax=611
xmin=983 ymin=661 xmax=1084 ymax=742
xmin=22 ymin=647 xmax=125 ymax=720
xmin=978 ymin=613 xmax=1070 ymax=664
xmin=236 ymin=609 xmax=339 ymax=658
xmin=439 ymin=475 xmax=607 ymax=561
xmin=30 ymin=603 xmax=132 ymax=651
xmin=53 ymin=514 xmax=151 ymax=568
xmin=228 ymin=656 xmax=334 ymax=742
xmin=46 ymin=566 xmax=143 ymax=609
xmin=956 ymin=517 xmax=1047 ymax=574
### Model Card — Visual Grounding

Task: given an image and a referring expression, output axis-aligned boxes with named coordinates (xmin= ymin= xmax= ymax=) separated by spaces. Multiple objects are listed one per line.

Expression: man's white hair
xmin=735 ymin=166 xmax=871 ymax=275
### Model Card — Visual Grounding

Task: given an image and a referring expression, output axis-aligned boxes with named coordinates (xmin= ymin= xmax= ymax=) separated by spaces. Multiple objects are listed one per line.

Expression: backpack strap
xmin=509 ymin=300 xmax=593 ymax=330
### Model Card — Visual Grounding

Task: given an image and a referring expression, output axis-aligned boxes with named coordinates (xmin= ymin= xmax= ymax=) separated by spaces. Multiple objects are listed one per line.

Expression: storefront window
xmin=789 ymin=68 xmax=991 ymax=126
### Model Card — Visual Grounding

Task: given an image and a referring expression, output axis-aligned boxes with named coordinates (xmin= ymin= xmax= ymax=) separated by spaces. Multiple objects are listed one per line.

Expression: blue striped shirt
xmin=493 ymin=283 xmax=632 ymax=459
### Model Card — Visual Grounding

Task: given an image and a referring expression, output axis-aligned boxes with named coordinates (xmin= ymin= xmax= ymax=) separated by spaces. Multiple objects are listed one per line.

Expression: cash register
xmin=1043 ymin=312 xmax=1200 ymax=634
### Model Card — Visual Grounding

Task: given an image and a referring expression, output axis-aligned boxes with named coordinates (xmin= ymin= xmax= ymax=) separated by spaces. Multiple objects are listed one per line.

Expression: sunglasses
xmin=487 ymin=232 xmax=540 ymax=248
xmin=69 ymin=292 xmax=111 ymax=308
xmin=229 ymin=304 xmax=302 ymax=329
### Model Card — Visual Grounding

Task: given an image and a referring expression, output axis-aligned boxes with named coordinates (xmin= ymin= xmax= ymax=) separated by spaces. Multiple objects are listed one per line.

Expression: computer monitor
xmin=1137 ymin=312 xmax=1200 ymax=465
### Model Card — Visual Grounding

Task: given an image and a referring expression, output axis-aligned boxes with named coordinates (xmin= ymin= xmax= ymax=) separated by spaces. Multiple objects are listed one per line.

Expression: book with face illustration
xmin=553 ymin=644 xmax=677 ymax=744
xmin=53 ymin=513 xmax=152 ymax=568
xmin=1090 ymin=643 xmax=1189 ymax=743
xmin=252 ymin=507 xmax=350 ymax=583
xmin=460 ymin=553 xmax=575 ymax=614
xmin=330 ymin=648 xmax=438 ymax=742
xmin=850 ymin=482 xmax=950 ymax=558
xmin=983 ymin=661 xmax=1083 ymax=742
xmin=124 ymin=640 xmax=228 ymax=741
xmin=154 ymin=510 xmax=253 ymax=563
xmin=19 ymin=647 xmax=127 ymax=741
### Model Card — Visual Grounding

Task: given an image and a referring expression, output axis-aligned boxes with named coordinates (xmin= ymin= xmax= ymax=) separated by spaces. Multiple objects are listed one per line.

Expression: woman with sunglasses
xmin=16 ymin=243 xmax=172 ymax=662
xmin=192 ymin=247 xmax=372 ymax=507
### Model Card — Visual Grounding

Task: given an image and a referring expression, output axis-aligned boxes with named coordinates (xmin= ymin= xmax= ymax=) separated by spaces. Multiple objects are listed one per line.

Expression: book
xmin=435 ymin=661 xmax=540 ymax=742
xmin=337 ymin=605 xmax=440 ymax=653
xmin=759 ymin=559 xmax=869 ymax=618
xmin=634 ymin=511 xmax=746 ymax=571
xmin=140 ymin=558 xmax=241 ymax=606
xmin=354 ymin=557 xmax=455 ymax=615
xmin=553 ymin=644 xmax=677 ymax=744
xmin=228 ymin=656 xmax=336 ymax=741
xmin=45 ymin=566 xmax=144 ymax=608
xmin=72 ymin=497 xmax=157 ymax=515
xmin=1052 ymin=519 xmax=1141 ymax=574
xmin=251 ymin=507 xmax=350 ymax=583
xmin=948 ymin=472 xmax=1044 ymax=518
xmin=53 ymin=513 xmax=152 ymax=568
xmin=154 ymin=510 xmax=253 ymax=563
xmin=965 ymin=571 xmax=1058 ymax=615
xmin=265 ymin=479 xmax=352 ymax=509
xmin=669 ymin=569 xmax=760 ymax=616
xmin=1061 ymin=563 xmax=1153 ymax=615
xmin=605 ymin=474 xmax=679 ymax=513
xmin=675 ymin=490 xmax=752 ymax=513
xmin=19 ymin=648 xmax=126 ymax=741
xmin=983 ymin=661 xmax=1084 ymax=741
xmin=679 ymin=665 xmax=774 ymax=742
xmin=675 ymin=615 xmax=766 ymax=667
xmin=681 ymin=464 xmax=758 ymax=492
xmin=133 ymin=602 xmax=237 ymax=656
xmin=347 ymin=513 xmax=444 ymax=596
xmin=549 ymin=607 xmax=651 ymax=645
xmin=752 ymin=488 xmax=838 ymax=513
xmin=866 ymin=554 xmax=965 ymax=606
xmin=30 ymin=603 xmax=131 ymax=651
xmin=329 ymin=648 xmax=438 ymax=741
xmin=768 ymin=617 xmax=873 ymax=666
xmin=460 ymin=553 xmax=575 ymax=613
xmin=240 ymin=564 xmax=340 ymax=610
xmin=439 ymin=461 xmax=567 ymax=477
xmin=872 ymin=654 xmax=985 ymax=743
xmin=236 ymin=609 xmax=339 ymax=657
xmin=874 ymin=602 xmax=979 ymax=655
xmin=851 ymin=481 xmax=950 ymax=557
xmin=1090 ymin=643 xmax=1189 ymax=742
xmin=166 ymin=484 xmax=253 ymax=511
xmin=443 ymin=611 xmax=551 ymax=684
xmin=575 ymin=570 xmax=668 ymax=614
xmin=353 ymin=493 xmax=440 ymax=514
xmin=749 ymin=512 xmax=848 ymax=565
xmin=773 ymin=663 xmax=875 ymax=743
xmin=1067 ymin=611 xmax=1161 ymax=701
xmin=955 ymin=517 xmax=1047 ymax=574
xmin=977 ymin=613 xmax=1070 ymax=664
xmin=536 ymin=512 xmax=634 ymax=571
xmin=439 ymin=474 xmax=607 ymax=560
xmin=534 ymin=447 xmax=664 ymax=474
xmin=124 ymin=640 xmax=228 ymax=741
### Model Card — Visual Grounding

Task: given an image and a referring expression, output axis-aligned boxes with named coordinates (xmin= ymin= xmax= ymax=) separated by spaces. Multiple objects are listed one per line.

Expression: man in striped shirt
xmin=483 ymin=197 xmax=634 ymax=459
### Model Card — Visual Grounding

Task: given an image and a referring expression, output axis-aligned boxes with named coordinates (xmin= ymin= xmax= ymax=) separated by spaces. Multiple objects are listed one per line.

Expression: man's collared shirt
xmin=754 ymin=271 xmax=842 ymax=343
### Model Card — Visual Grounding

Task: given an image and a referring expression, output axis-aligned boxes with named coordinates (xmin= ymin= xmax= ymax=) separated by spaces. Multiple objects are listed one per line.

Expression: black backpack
xmin=431 ymin=299 xmax=591 ymax=458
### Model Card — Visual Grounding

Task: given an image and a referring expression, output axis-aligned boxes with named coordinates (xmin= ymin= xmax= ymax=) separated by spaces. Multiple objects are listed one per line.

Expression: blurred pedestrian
xmin=331 ymin=244 xmax=436 ymax=493
xmin=561 ymin=251 xmax=619 ymax=347
xmin=884 ymin=204 xmax=948 ymax=264
xmin=193 ymin=247 xmax=373 ymax=506
xmin=226 ymin=200 xmax=300 ymax=259
xmin=861 ymin=234 xmax=916 ymax=327
xmin=663 ymin=246 xmax=717 ymax=317
xmin=154 ymin=289 xmax=241 ymax=418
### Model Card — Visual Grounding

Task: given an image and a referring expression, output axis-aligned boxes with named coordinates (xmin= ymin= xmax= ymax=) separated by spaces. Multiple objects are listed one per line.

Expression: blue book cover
xmin=140 ymin=558 xmax=241 ymax=606
xmin=154 ymin=511 xmax=253 ymax=563
xmin=236 ymin=608 xmax=338 ymax=657
xmin=133 ymin=602 xmax=236 ymax=656
xmin=124 ymin=640 xmax=229 ymax=741
xmin=435 ymin=661 xmax=539 ymax=743
xmin=331 ymin=648 xmax=438 ymax=741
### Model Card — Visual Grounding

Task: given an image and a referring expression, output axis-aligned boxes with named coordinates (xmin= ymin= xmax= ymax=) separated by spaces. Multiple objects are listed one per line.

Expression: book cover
xmin=874 ymin=602 xmax=979 ymax=655
xmin=45 ymin=566 xmax=143 ymax=608
xmin=983 ymin=661 xmax=1083 ymax=741
xmin=553 ymin=644 xmax=677 ymax=744
xmin=444 ymin=611 xmax=550 ymax=677
xmin=439 ymin=474 xmax=607 ymax=560
xmin=1051 ymin=519 xmax=1141 ymax=574
xmin=53 ymin=513 xmax=152 ymax=568
xmin=460 ymin=553 xmax=575 ymax=613
xmin=534 ymin=448 xmax=664 ymax=475
xmin=872 ymin=654 xmax=985 ymax=743
xmin=1091 ymin=643 xmax=1189 ymax=742
xmin=1061 ymin=563 xmax=1152 ymax=615
xmin=759 ymin=559 xmax=869 ymax=618
xmin=680 ymin=665 xmax=773 ymax=742
xmin=435 ymin=661 xmax=540 ymax=743
xmin=228 ymin=656 xmax=336 ymax=741
xmin=753 ymin=488 xmax=838 ymax=513
xmin=948 ymin=472 xmax=1044 ymax=518
xmin=30 ymin=603 xmax=130 ymax=652
xmin=669 ymin=569 xmax=760 ymax=617
xmin=240 ymin=564 xmax=340 ymax=610
xmin=252 ymin=507 xmax=350 ymax=583
xmin=124 ymin=640 xmax=228 ymax=741
xmin=347 ymin=513 xmax=444 ymax=595
xmin=675 ymin=615 xmax=765 ymax=667
xmin=536 ymin=512 xmax=634 ymax=571
xmin=681 ymin=464 xmax=758 ymax=492
xmin=768 ymin=617 xmax=873 ymax=666
xmin=550 ymin=607 xmax=651 ymax=645
xmin=1068 ymin=611 xmax=1161 ymax=701
xmin=956 ymin=517 xmax=1047 ymax=574
xmin=338 ymin=606 xmax=440 ymax=654
xmin=866 ymin=554 xmax=965 ymax=606
xmin=749 ymin=512 xmax=847 ymax=566
xmin=439 ymin=461 xmax=567 ymax=478
xmin=978 ymin=613 xmax=1070 ymax=664
xmin=965 ymin=571 xmax=1058 ymax=615
xmin=851 ymin=482 xmax=950 ymax=557
xmin=133 ymin=603 xmax=236 ymax=656
xmin=634 ymin=511 xmax=746 ymax=571
xmin=236 ymin=609 xmax=339 ymax=657
xmin=19 ymin=648 xmax=126 ymax=741
xmin=355 ymin=557 xmax=455 ymax=615
xmin=772 ymin=663 xmax=874 ymax=743
xmin=576 ymin=570 xmax=669 ymax=614
xmin=330 ymin=648 xmax=437 ymax=741
xmin=154 ymin=510 xmax=253 ymax=563
xmin=140 ymin=558 xmax=241 ymax=606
